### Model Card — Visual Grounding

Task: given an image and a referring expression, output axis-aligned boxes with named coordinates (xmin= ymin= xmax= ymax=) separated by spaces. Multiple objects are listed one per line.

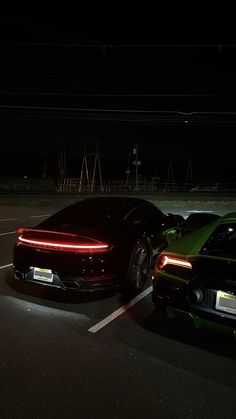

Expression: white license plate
xmin=215 ymin=291 xmax=236 ymax=315
xmin=33 ymin=267 xmax=53 ymax=283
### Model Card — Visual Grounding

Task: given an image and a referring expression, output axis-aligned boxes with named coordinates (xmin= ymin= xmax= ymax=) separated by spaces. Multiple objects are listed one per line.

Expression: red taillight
xmin=17 ymin=228 xmax=24 ymax=235
xmin=16 ymin=228 xmax=77 ymax=237
xmin=158 ymin=254 xmax=192 ymax=270
xmin=16 ymin=228 xmax=110 ymax=252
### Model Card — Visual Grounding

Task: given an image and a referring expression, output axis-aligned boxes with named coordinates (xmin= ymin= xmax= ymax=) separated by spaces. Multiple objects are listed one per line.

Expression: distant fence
xmin=1 ymin=177 xmax=236 ymax=194
xmin=56 ymin=178 xmax=236 ymax=194
xmin=0 ymin=177 xmax=56 ymax=193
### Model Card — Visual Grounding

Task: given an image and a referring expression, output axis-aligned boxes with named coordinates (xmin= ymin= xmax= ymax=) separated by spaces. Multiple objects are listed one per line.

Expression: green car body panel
xmin=152 ymin=212 xmax=236 ymax=337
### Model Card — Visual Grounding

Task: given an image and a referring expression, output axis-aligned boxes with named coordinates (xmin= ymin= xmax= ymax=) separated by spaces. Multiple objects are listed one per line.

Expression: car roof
xmin=69 ymin=196 xmax=155 ymax=213
xmin=41 ymin=196 xmax=160 ymax=227
xmin=75 ymin=196 xmax=150 ymax=206
xmin=221 ymin=212 xmax=236 ymax=221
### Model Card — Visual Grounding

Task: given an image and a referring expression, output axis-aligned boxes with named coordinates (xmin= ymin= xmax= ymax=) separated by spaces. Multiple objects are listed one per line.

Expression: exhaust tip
xmin=63 ymin=280 xmax=81 ymax=290
xmin=185 ymin=288 xmax=203 ymax=304
xmin=15 ymin=270 xmax=24 ymax=280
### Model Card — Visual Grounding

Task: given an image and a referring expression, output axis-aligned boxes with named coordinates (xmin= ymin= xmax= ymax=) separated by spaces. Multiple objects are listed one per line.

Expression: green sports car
xmin=152 ymin=212 xmax=236 ymax=334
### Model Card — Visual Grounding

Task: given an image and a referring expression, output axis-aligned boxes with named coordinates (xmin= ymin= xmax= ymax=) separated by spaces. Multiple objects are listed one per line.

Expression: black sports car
xmin=13 ymin=196 xmax=183 ymax=292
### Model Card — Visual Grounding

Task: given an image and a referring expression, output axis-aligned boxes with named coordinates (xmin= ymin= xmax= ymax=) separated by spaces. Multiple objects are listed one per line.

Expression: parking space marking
xmin=0 ymin=218 xmax=18 ymax=221
xmin=0 ymin=231 xmax=16 ymax=236
xmin=0 ymin=215 xmax=49 ymax=223
xmin=187 ymin=210 xmax=213 ymax=213
xmin=0 ymin=263 xmax=13 ymax=270
xmin=88 ymin=286 xmax=152 ymax=333
xmin=29 ymin=214 xmax=50 ymax=218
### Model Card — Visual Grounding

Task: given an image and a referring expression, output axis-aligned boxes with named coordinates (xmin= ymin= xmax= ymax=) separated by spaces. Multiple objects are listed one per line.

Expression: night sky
xmin=1 ymin=10 xmax=236 ymax=184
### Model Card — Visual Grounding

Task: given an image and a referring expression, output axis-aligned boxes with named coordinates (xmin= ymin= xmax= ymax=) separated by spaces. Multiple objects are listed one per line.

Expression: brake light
xmin=16 ymin=228 xmax=110 ymax=252
xmin=158 ymin=254 xmax=192 ymax=270
xmin=17 ymin=228 xmax=77 ymax=237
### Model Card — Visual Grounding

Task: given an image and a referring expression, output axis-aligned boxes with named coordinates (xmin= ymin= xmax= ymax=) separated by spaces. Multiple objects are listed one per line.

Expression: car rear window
xmin=40 ymin=202 xmax=123 ymax=228
xmin=200 ymin=223 xmax=236 ymax=257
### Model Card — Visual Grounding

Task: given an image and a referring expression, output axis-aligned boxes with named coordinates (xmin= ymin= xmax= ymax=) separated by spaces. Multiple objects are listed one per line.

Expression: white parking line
xmin=0 ymin=218 xmax=18 ymax=222
xmin=88 ymin=286 xmax=152 ymax=333
xmin=0 ymin=263 xmax=13 ymax=270
xmin=0 ymin=231 xmax=16 ymax=236
xmin=187 ymin=210 xmax=213 ymax=213
xmin=0 ymin=214 xmax=49 ymax=223
xmin=30 ymin=214 xmax=50 ymax=218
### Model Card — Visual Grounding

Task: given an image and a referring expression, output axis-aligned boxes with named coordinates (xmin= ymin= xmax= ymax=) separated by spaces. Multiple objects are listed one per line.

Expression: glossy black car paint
xmin=14 ymin=197 xmax=183 ymax=292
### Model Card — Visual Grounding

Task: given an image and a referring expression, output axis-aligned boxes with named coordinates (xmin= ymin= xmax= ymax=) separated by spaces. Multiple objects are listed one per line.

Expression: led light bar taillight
xmin=18 ymin=236 xmax=109 ymax=250
xmin=158 ymin=254 xmax=192 ymax=270
xmin=17 ymin=228 xmax=77 ymax=237
xmin=16 ymin=228 xmax=110 ymax=252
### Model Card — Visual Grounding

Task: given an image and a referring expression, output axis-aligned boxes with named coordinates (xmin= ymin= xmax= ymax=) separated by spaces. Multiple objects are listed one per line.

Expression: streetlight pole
xmin=133 ymin=143 xmax=141 ymax=192
xmin=135 ymin=144 xmax=138 ymax=192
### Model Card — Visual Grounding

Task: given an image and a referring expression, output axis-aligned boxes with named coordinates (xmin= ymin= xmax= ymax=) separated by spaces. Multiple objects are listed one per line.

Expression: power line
xmin=2 ymin=105 xmax=236 ymax=125
xmin=1 ymin=105 xmax=236 ymax=115
xmin=0 ymin=91 xmax=219 ymax=98
xmin=1 ymin=41 xmax=236 ymax=49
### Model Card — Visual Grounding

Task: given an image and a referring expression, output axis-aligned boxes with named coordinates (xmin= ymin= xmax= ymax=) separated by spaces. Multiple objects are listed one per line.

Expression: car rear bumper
xmin=153 ymin=291 xmax=236 ymax=330
xmin=165 ymin=306 xmax=236 ymax=337
xmin=152 ymin=275 xmax=236 ymax=330
xmin=13 ymin=243 xmax=125 ymax=291
xmin=14 ymin=266 xmax=120 ymax=292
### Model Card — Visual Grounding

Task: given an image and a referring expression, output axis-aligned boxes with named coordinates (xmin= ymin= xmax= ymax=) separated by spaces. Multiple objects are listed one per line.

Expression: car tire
xmin=125 ymin=241 xmax=151 ymax=292
xmin=152 ymin=294 xmax=167 ymax=313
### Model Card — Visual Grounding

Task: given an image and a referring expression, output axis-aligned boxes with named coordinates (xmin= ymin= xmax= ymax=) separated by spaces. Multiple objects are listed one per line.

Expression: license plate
xmin=33 ymin=267 xmax=53 ymax=283
xmin=215 ymin=291 xmax=236 ymax=315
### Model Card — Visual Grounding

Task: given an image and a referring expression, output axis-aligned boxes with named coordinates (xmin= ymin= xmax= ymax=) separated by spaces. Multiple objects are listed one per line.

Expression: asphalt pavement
xmin=0 ymin=202 xmax=236 ymax=419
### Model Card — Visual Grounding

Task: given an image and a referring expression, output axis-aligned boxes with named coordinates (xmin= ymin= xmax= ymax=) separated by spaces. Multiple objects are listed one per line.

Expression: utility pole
xmin=79 ymin=143 xmax=90 ymax=192
xmin=133 ymin=143 xmax=141 ymax=192
xmin=125 ymin=152 xmax=131 ymax=188
xmin=42 ymin=160 xmax=47 ymax=178
xmin=58 ymin=147 xmax=68 ymax=178
xmin=185 ymin=154 xmax=193 ymax=182
xmin=167 ymin=161 xmax=174 ymax=183
xmin=91 ymin=142 xmax=103 ymax=193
